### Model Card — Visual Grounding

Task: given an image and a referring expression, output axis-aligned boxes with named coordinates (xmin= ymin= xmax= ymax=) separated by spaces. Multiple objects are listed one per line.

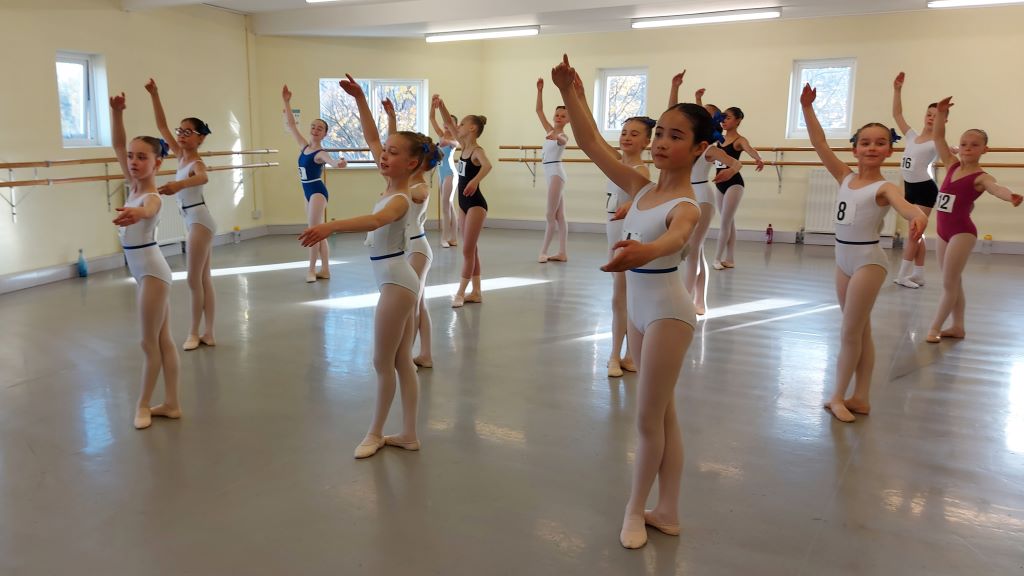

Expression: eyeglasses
xmin=175 ymin=128 xmax=201 ymax=137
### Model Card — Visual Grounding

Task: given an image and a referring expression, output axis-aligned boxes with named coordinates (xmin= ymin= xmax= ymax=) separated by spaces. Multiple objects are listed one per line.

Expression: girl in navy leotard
xmin=926 ymin=96 xmax=1022 ymax=343
xmin=282 ymin=85 xmax=347 ymax=283
xmin=434 ymin=95 xmax=493 ymax=308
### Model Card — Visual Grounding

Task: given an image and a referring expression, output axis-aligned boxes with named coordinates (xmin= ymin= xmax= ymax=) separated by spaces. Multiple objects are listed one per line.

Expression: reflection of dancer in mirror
xmin=554 ymin=55 xmax=702 ymax=550
xmin=669 ymin=73 xmax=742 ymax=315
xmin=535 ymin=78 xmax=570 ymax=263
xmin=892 ymin=72 xmax=942 ymax=289
xmin=282 ymin=84 xmax=347 ymax=283
xmin=602 ymin=113 xmax=655 ymax=378
xmin=712 ymin=105 xmax=766 ymax=270
xmin=430 ymin=98 xmax=459 ymax=247
xmin=145 ymin=78 xmax=217 ymax=351
xmin=383 ymin=98 xmax=440 ymax=369
xmin=927 ymin=96 xmax=1022 ymax=343
xmin=109 ymin=93 xmax=181 ymax=430
xmin=801 ymin=84 xmax=928 ymax=423
xmin=435 ymin=95 xmax=492 ymax=308
xmin=299 ymin=75 xmax=428 ymax=458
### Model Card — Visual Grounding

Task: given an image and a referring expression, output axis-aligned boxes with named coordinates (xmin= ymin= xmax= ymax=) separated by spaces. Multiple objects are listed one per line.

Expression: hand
xmin=799 ymin=83 xmax=816 ymax=107
xmin=908 ymin=214 xmax=928 ymax=242
xmin=893 ymin=72 xmax=905 ymax=90
xmin=550 ymin=54 xmax=575 ymax=90
xmin=382 ymin=97 xmax=396 ymax=117
xmin=601 ymin=240 xmax=653 ymax=272
xmin=109 ymin=92 xmax=126 ymax=111
xmin=1011 ymin=193 xmax=1023 ymax=207
xmin=571 ymin=71 xmax=586 ymax=99
xmin=463 ymin=179 xmax=478 ymax=197
xmin=337 ymin=157 xmax=348 ymax=169
xmin=298 ymin=223 xmax=333 ymax=247
xmin=695 ymin=87 xmax=706 ymax=101
xmin=754 ymin=158 xmax=765 ymax=172
xmin=537 ymin=77 xmax=544 ymax=92
xmin=671 ymin=70 xmax=686 ymax=89
xmin=611 ymin=200 xmax=633 ymax=221
xmin=282 ymin=84 xmax=292 ymax=103
xmin=432 ymin=94 xmax=441 ymax=107
xmin=145 ymin=78 xmax=158 ymax=95
xmin=339 ymin=74 xmax=365 ymax=99
xmin=937 ymin=96 xmax=954 ymax=115
xmin=714 ymin=167 xmax=738 ymax=183
xmin=112 ymin=206 xmax=142 ymax=227
xmin=158 ymin=181 xmax=182 ymax=195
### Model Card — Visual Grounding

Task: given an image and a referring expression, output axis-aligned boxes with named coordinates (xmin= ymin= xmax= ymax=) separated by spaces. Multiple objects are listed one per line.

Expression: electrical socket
xmin=251 ymin=209 xmax=262 ymax=219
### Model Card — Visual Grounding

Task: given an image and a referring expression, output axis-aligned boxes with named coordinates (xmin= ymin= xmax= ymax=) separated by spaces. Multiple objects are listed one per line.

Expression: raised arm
xmin=383 ymin=97 xmax=397 ymax=136
xmin=282 ymin=85 xmax=309 ymax=149
xmin=109 ymin=93 xmax=130 ymax=181
xmin=552 ymin=55 xmax=648 ymax=196
xmin=667 ymin=69 xmax=685 ymax=108
xmin=932 ymin=96 xmax=956 ymax=166
xmin=144 ymin=79 xmax=181 ymax=157
xmin=535 ymin=78 xmax=555 ymax=134
xmin=977 ymin=173 xmax=1023 ymax=205
xmin=891 ymin=72 xmax=912 ymax=136
xmin=429 ymin=99 xmax=447 ymax=141
xmin=435 ymin=96 xmax=461 ymax=146
xmin=298 ymin=194 xmax=409 ymax=246
xmin=339 ymin=74 xmax=383 ymax=165
xmin=694 ymin=88 xmax=705 ymax=107
xmin=800 ymin=84 xmax=851 ymax=183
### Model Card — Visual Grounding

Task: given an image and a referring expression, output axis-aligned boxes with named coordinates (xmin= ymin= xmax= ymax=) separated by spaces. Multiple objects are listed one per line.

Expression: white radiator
xmin=156 ymin=196 xmax=187 ymax=244
xmin=804 ymin=169 xmax=898 ymax=236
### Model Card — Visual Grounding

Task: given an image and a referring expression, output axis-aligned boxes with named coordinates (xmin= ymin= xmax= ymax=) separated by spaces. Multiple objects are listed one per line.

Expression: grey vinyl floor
xmin=1 ymin=230 xmax=1022 ymax=575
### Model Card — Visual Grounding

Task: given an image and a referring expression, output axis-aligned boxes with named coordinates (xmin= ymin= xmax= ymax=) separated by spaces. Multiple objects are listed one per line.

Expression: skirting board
xmin=4 ymin=221 xmax=1021 ymax=295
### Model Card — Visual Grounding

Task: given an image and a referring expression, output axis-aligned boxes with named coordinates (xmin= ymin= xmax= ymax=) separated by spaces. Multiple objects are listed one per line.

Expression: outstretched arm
xmin=603 ymin=202 xmax=699 ymax=272
xmin=535 ymin=78 xmax=555 ymax=134
xmin=282 ymin=85 xmax=309 ymax=149
xmin=552 ymin=54 xmax=647 ymax=196
xmin=299 ymin=194 xmax=409 ymax=246
xmin=667 ymin=69 xmax=685 ymax=108
xmin=339 ymin=74 xmax=383 ymax=165
xmin=736 ymin=137 xmax=766 ymax=171
xmin=977 ymin=173 xmax=1023 ymax=205
xmin=158 ymin=160 xmax=209 ymax=196
xmin=144 ymin=79 xmax=181 ymax=157
xmin=109 ymin=93 xmax=130 ymax=181
xmin=891 ymin=72 xmax=912 ymax=136
xmin=800 ymin=84 xmax=851 ymax=183
xmin=933 ymin=96 xmax=956 ymax=166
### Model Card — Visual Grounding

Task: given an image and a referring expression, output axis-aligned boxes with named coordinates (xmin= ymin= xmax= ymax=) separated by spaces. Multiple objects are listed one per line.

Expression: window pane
xmin=797 ymin=66 xmax=851 ymax=131
xmin=56 ymin=60 xmax=87 ymax=140
xmin=319 ymin=78 xmax=372 ymax=162
xmin=604 ymin=74 xmax=646 ymax=132
xmin=374 ymin=82 xmax=420 ymax=136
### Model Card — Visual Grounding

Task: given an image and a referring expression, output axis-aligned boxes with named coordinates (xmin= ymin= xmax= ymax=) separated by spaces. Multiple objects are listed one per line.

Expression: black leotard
xmin=715 ymin=140 xmax=745 ymax=193
xmin=456 ymin=147 xmax=488 ymax=212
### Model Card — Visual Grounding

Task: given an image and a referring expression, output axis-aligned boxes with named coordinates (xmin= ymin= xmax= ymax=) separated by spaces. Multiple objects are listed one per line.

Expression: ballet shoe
xmin=452 ymin=294 xmax=465 ymax=308
xmin=925 ymin=332 xmax=942 ymax=344
xmin=316 ymin=270 xmax=331 ymax=280
xmin=548 ymin=253 xmax=568 ymax=262
xmin=199 ymin=335 xmax=216 ymax=347
xmin=940 ymin=328 xmax=965 ymax=339
xmin=620 ymin=515 xmax=648 ymax=549
xmin=722 ymin=261 xmax=735 ymax=269
xmin=413 ymin=356 xmax=433 ymax=368
xmin=843 ymin=399 xmax=870 ymax=415
xmin=538 ymin=254 xmax=549 ymax=263
xmin=619 ymin=357 xmax=638 ymax=373
xmin=894 ymin=277 xmax=921 ymax=289
xmin=909 ymin=275 xmax=926 ymax=287
xmin=694 ymin=304 xmax=706 ymax=316
xmin=465 ymin=292 xmax=482 ymax=304
xmin=448 ymin=239 xmax=458 ymax=247
xmin=150 ymin=404 xmax=182 ymax=419
xmin=712 ymin=260 xmax=724 ymax=271
xmin=133 ymin=408 xmax=152 ymax=430
xmin=441 ymin=240 xmax=451 ymax=248
xmin=644 ymin=510 xmax=681 ymax=536
xmin=354 ymin=435 xmax=385 ymax=459
xmin=384 ymin=435 xmax=421 ymax=451
xmin=607 ymin=359 xmax=624 ymax=378
xmin=305 ymin=271 xmax=317 ymax=283
xmin=824 ymin=400 xmax=856 ymax=423
xmin=182 ymin=335 xmax=201 ymax=351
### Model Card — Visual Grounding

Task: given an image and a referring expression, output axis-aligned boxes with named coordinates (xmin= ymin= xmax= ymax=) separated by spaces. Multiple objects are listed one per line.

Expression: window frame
xmin=787 ymin=57 xmax=857 ymax=140
xmin=56 ymin=51 xmax=103 ymax=148
xmin=593 ymin=67 xmax=648 ymax=139
xmin=318 ymin=77 xmax=429 ymax=168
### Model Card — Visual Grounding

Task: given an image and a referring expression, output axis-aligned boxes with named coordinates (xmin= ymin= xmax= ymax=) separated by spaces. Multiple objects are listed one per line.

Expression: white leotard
xmin=407 ymin=182 xmax=432 ymax=261
xmin=834 ymin=173 xmax=891 ymax=276
xmin=542 ymin=137 xmax=567 ymax=182
xmin=119 ymin=192 xmax=172 ymax=285
xmin=900 ymin=129 xmax=938 ymax=184
xmin=691 ymin=148 xmax=716 ymax=205
xmin=605 ymin=165 xmax=646 ymax=251
xmin=366 ymin=193 xmax=418 ymax=294
xmin=175 ymin=160 xmax=216 ymax=234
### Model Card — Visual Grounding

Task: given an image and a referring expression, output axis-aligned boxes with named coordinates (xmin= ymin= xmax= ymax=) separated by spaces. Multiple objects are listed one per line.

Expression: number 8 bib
xmin=834 ymin=199 xmax=857 ymax=225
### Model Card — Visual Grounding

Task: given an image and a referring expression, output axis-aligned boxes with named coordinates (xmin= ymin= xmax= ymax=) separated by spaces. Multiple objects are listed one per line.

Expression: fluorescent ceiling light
xmin=425 ymin=26 xmax=539 ymax=43
xmin=632 ymin=8 xmax=781 ymax=29
xmin=928 ymin=0 xmax=1024 ymax=7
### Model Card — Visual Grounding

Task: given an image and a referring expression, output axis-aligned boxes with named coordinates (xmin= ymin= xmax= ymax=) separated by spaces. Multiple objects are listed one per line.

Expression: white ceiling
xmin=118 ymin=0 xmax=967 ymax=38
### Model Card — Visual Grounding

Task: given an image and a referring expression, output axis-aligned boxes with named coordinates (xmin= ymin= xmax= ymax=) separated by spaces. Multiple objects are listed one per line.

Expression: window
xmin=594 ymin=68 xmax=647 ymax=138
xmin=56 ymin=52 xmax=107 ymax=147
xmin=787 ymin=58 xmax=856 ymax=139
xmin=318 ymin=78 xmax=428 ymax=164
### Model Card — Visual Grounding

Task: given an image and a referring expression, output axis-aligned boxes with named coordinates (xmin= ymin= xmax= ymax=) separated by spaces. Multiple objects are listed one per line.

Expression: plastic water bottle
xmin=982 ymin=234 xmax=993 ymax=255
xmin=232 ymin=226 xmax=241 ymax=244
xmin=765 ymin=224 xmax=774 ymax=244
xmin=795 ymin=227 xmax=805 ymax=245
xmin=77 ymin=248 xmax=88 ymax=277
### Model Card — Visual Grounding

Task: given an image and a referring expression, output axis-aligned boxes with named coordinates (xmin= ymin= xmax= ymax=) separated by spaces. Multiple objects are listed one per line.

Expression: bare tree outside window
xmin=604 ymin=74 xmax=647 ymax=132
xmin=788 ymin=59 xmax=856 ymax=139
xmin=319 ymin=78 xmax=426 ymax=165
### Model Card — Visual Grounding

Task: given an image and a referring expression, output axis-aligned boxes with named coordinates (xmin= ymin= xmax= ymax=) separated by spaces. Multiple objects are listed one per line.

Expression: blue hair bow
xmin=890 ymin=128 xmax=902 ymax=143
xmin=198 ymin=122 xmax=212 ymax=136
xmin=712 ymin=130 xmax=725 ymax=145
xmin=712 ymin=111 xmax=726 ymax=125
xmin=158 ymin=139 xmax=170 ymax=158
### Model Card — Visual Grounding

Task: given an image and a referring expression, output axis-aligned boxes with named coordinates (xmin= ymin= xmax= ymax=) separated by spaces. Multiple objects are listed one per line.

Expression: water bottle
xmin=893 ymin=229 xmax=903 ymax=249
xmin=232 ymin=226 xmax=241 ymax=244
xmin=77 ymin=248 xmax=88 ymax=277
xmin=982 ymin=234 xmax=992 ymax=255
xmin=765 ymin=223 xmax=774 ymax=245
xmin=795 ymin=227 xmax=805 ymax=245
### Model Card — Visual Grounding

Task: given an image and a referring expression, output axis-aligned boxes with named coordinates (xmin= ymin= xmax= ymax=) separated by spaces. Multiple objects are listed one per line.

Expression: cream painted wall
xmin=0 ymin=1 xmax=258 ymax=277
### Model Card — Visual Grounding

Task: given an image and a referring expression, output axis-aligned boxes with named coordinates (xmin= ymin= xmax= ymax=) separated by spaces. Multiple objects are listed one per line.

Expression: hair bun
xmin=478 ymin=115 xmax=488 ymax=125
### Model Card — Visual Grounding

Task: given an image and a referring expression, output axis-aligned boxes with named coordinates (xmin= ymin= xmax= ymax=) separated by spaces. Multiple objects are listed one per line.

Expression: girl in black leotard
xmin=434 ymin=95 xmax=493 ymax=308
xmin=712 ymin=107 xmax=765 ymax=270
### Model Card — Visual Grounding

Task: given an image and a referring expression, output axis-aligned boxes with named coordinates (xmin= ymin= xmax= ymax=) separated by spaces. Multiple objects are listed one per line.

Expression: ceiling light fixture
xmin=631 ymin=8 xmax=782 ymax=29
xmin=927 ymin=0 xmax=1024 ymax=7
xmin=425 ymin=26 xmax=539 ymax=43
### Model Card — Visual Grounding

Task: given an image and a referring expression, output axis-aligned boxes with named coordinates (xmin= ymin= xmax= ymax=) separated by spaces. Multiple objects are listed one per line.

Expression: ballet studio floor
xmin=1 ymin=230 xmax=1021 ymax=576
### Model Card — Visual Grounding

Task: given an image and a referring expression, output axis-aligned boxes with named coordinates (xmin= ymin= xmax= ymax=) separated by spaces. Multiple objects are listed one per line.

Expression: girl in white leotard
xmin=145 ymin=78 xmax=217 ymax=352
xmin=108 ymin=93 xmax=181 ymax=431
xmin=605 ymin=116 xmax=654 ymax=378
xmin=535 ymin=78 xmax=570 ymax=263
xmin=300 ymin=75 xmax=431 ymax=459
xmin=553 ymin=56 xmax=704 ymax=550
xmin=801 ymin=84 xmax=927 ymax=424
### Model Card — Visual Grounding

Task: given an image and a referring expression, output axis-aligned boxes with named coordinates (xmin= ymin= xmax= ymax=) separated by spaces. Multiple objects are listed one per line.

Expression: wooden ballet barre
xmin=500 ymin=144 xmax=1024 ymax=154
xmin=497 ymin=157 xmax=1024 ymax=169
xmin=0 ymin=162 xmax=279 ymax=189
xmin=0 ymin=149 xmax=279 ymax=171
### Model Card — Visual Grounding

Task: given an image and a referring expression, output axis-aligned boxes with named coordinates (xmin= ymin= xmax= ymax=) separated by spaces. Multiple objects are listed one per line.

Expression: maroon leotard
xmin=936 ymin=162 xmax=985 ymax=242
